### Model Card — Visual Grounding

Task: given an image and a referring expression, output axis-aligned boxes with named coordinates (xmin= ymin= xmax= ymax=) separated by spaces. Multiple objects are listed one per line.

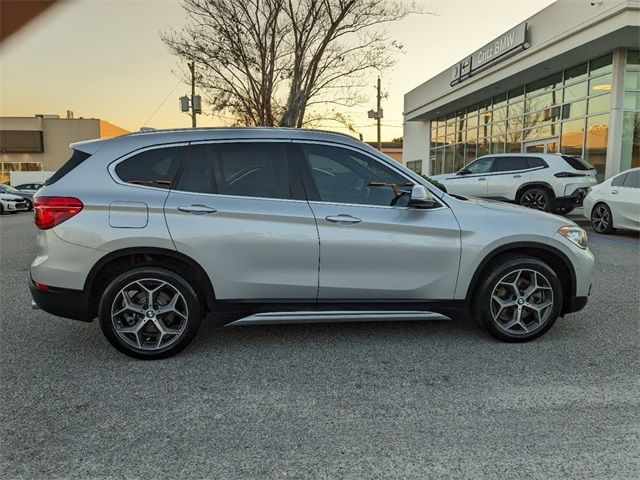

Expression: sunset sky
xmin=0 ymin=0 xmax=554 ymax=141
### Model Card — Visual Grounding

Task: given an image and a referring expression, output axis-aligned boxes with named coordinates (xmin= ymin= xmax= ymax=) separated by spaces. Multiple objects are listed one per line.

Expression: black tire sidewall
xmin=474 ymin=256 xmax=563 ymax=342
xmin=98 ymin=267 xmax=202 ymax=359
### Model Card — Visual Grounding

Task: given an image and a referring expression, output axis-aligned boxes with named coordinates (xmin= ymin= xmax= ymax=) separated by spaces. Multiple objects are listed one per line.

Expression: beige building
xmin=365 ymin=141 xmax=403 ymax=163
xmin=0 ymin=114 xmax=128 ymax=184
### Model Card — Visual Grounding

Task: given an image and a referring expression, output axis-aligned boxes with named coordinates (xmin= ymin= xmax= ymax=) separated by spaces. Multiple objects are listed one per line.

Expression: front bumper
xmin=5 ymin=201 xmax=28 ymax=211
xmin=29 ymin=279 xmax=92 ymax=322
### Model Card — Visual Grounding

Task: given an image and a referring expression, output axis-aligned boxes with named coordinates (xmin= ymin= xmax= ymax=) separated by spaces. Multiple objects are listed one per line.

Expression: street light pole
xmin=189 ymin=62 xmax=196 ymax=128
xmin=376 ymin=76 xmax=381 ymax=151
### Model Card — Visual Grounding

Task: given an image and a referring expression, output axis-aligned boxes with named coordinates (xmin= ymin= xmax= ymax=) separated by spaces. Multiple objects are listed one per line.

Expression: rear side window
xmin=622 ymin=170 xmax=639 ymax=188
xmin=561 ymin=155 xmax=594 ymax=171
xmin=526 ymin=157 xmax=547 ymax=169
xmin=611 ymin=173 xmax=627 ymax=187
xmin=115 ymin=146 xmax=185 ymax=189
xmin=492 ymin=157 xmax=529 ymax=172
xmin=175 ymin=142 xmax=291 ymax=199
xmin=46 ymin=149 xmax=90 ymax=186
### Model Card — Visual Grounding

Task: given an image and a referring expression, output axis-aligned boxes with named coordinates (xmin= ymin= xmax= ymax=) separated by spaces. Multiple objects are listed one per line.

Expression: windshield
xmin=561 ymin=155 xmax=594 ymax=171
xmin=0 ymin=184 xmax=21 ymax=194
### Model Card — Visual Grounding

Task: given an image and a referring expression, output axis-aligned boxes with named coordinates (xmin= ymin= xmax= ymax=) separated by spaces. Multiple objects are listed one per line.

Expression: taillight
xmin=34 ymin=196 xmax=84 ymax=230
xmin=554 ymin=172 xmax=587 ymax=178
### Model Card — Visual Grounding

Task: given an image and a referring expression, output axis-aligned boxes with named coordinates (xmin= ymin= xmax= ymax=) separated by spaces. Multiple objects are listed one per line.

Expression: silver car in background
xmin=30 ymin=128 xmax=594 ymax=359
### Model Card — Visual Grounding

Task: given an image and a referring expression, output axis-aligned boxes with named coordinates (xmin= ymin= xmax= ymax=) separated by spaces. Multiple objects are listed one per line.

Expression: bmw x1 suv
xmin=30 ymin=128 xmax=594 ymax=359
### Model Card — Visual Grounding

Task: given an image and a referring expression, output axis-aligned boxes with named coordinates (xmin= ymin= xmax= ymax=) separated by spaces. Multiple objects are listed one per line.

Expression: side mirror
xmin=457 ymin=168 xmax=470 ymax=175
xmin=408 ymin=185 xmax=437 ymax=209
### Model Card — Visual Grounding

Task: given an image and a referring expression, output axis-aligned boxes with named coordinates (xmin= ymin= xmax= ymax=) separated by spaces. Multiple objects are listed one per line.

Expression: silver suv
xmin=30 ymin=128 xmax=594 ymax=359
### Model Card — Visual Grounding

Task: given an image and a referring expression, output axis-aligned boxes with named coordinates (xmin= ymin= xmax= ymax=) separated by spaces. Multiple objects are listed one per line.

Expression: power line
xmin=142 ymin=80 xmax=182 ymax=127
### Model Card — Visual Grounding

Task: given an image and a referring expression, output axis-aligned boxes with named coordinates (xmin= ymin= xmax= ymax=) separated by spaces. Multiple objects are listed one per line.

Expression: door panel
xmin=297 ymin=142 xmax=461 ymax=301
xmin=611 ymin=170 xmax=640 ymax=229
xmin=309 ymin=202 xmax=461 ymax=300
xmin=164 ymin=141 xmax=319 ymax=300
xmin=444 ymin=157 xmax=494 ymax=197
xmin=487 ymin=156 xmax=532 ymax=200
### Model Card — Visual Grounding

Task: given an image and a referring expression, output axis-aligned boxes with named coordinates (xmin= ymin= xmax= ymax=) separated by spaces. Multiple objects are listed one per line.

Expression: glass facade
xmin=429 ymin=53 xmax=614 ymax=179
xmin=621 ymin=50 xmax=640 ymax=170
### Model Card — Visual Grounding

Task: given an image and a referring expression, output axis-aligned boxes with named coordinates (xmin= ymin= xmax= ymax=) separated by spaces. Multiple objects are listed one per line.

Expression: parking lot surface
xmin=1 ymin=212 xmax=639 ymax=479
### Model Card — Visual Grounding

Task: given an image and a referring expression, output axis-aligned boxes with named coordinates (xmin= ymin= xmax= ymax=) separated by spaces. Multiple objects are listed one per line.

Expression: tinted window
xmin=465 ymin=157 xmax=494 ymax=174
xmin=561 ymin=155 xmax=594 ymax=171
xmin=302 ymin=144 xmax=412 ymax=207
xmin=611 ymin=173 xmax=627 ymax=187
xmin=176 ymin=142 xmax=291 ymax=199
xmin=526 ymin=157 xmax=547 ymax=168
xmin=622 ymin=170 xmax=639 ymax=189
xmin=46 ymin=149 xmax=90 ymax=186
xmin=492 ymin=157 xmax=529 ymax=172
xmin=115 ymin=146 xmax=185 ymax=189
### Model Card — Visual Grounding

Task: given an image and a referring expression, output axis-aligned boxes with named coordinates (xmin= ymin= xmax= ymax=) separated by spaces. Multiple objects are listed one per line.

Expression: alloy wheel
xmin=591 ymin=205 xmax=610 ymax=233
xmin=490 ymin=269 xmax=554 ymax=335
xmin=111 ymin=278 xmax=189 ymax=351
xmin=521 ymin=191 xmax=547 ymax=210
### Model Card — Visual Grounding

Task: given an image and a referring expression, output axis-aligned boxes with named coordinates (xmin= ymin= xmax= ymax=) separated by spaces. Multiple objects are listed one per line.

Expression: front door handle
xmin=178 ymin=204 xmax=218 ymax=215
xmin=611 ymin=190 xmax=619 ymax=195
xmin=326 ymin=214 xmax=362 ymax=225
xmin=513 ymin=175 xmax=522 ymax=178
xmin=478 ymin=177 xmax=486 ymax=181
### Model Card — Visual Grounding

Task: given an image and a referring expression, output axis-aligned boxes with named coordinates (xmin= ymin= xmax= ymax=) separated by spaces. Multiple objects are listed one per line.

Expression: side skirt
xmin=226 ymin=310 xmax=451 ymax=326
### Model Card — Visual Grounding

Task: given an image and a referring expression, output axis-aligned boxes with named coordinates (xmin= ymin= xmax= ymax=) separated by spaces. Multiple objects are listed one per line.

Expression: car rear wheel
xmin=591 ymin=203 xmax=615 ymax=234
xmin=519 ymin=188 xmax=551 ymax=212
xmin=473 ymin=255 xmax=563 ymax=342
xmin=98 ymin=267 xmax=202 ymax=359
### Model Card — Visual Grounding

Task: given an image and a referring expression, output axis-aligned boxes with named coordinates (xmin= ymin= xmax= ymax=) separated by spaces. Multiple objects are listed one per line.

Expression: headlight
xmin=558 ymin=225 xmax=588 ymax=249
xmin=1 ymin=197 xmax=14 ymax=201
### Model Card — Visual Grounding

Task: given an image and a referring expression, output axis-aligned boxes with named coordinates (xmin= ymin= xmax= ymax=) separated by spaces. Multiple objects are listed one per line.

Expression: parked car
xmin=0 ymin=191 xmax=29 ymax=214
xmin=30 ymin=128 xmax=594 ymax=359
xmin=583 ymin=167 xmax=640 ymax=234
xmin=431 ymin=154 xmax=598 ymax=214
xmin=14 ymin=183 xmax=44 ymax=194
xmin=0 ymin=184 xmax=33 ymax=210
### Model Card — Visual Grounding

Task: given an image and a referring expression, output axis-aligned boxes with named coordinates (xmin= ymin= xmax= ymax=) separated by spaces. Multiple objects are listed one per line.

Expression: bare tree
xmin=161 ymin=0 xmax=421 ymax=128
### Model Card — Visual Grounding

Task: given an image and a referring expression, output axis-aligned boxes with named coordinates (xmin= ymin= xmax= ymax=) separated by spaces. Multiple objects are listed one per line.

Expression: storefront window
xmin=589 ymin=53 xmax=613 ymax=77
xmin=564 ymin=81 xmax=588 ymax=101
xmin=588 ymin=93 xmax=611 ymax=114
xmin=444 ymin=146 xmax=454 ymax=172
xmin=585 ymin=114 xmax=609 ymax=179
xmin=454 ymin=144 xmax=465 ymax=171
xmin=621 ymin=112 xmax=640 ymax=170
xmin=562 ymin=100 xmax=587 ymax=120
xmin=589 ymin=74 xmax=612 ymax=95
xmin=565 ymin=63 xmax=588 ymax=84
xmin=491 ymin=135 xmax=505 ymax=154
xmin=623 ymin=92 xmax=640 ymax=110
xmin=560 ymin=118 xmax=585 ymax=157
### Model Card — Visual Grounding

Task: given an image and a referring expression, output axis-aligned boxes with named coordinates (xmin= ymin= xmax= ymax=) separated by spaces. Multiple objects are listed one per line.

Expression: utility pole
xmin=189 ymin=62 xmax=197 ymax=128
xmin=367 ymin=76 xmax=384 ymax=150
xmin=376 ymin=76 xmax=381 ymax=151
xmin=179 ymin=62 xmax=201 ymax=127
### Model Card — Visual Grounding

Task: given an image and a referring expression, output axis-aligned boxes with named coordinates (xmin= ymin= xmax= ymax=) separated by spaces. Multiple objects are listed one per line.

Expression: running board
xmin=226 ymin=310 xmax=450 ymax=326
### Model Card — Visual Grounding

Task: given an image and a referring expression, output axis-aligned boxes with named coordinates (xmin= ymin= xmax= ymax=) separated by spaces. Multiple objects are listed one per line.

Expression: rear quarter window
xmin=46 ymin=149 xmax=91 ymax=186
xmin=115 ymin=146 xmax=185 ymax=189
xmin=561 ymin=155 xmax=594 ymax=171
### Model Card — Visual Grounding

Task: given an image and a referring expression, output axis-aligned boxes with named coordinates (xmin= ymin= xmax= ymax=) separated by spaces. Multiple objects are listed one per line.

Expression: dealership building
xmin=402 ymin=0 xmax=640 ymax=181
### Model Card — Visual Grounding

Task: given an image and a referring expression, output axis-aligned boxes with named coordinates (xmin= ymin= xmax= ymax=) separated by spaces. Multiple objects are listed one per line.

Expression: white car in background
xmin=0 ymin=192 xmax=29 ymax=214
xmin=583 ymin=167 xmax=640 ymax=234
xmin=432 ymin=154 xmax=598 ymax=214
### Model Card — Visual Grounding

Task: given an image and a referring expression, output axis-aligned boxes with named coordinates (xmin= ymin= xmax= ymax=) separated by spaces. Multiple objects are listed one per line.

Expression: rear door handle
xmin=513 ymin=175 xmax=522 ymax=178
xmin=326 ymin=214 xmax=362 ymax=225
xmin=478 ymin=177 xmax=486 ymax=181
xmin=611 ymin=190 xmax=619 ymax=195
xmin=178 ymin=204 xmax=218 ymax=215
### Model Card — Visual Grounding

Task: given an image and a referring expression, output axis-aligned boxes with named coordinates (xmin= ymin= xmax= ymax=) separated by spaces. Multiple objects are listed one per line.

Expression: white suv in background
xmin=432 ymin=154 xmax=598 ymax=214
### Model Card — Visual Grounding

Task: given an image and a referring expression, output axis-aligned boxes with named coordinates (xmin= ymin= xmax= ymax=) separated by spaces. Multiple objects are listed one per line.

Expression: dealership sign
xmin=451 ymin=23 xmax=528 ymax=86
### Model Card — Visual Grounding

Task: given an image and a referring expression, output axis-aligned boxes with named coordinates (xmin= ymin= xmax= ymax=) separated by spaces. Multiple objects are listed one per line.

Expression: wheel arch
xmin=85 ymin=247 xmax=216 ymax=319
xmin=515 ymin=182 xmax=556 ymax=202
xmin=465 ymin=242 xmax=576 ymax=314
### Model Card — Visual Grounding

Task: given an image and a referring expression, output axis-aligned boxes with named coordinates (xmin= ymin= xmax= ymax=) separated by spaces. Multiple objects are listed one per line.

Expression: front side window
xmin=301 ymin=144 xmax=412 ymax=207
xmin=622 ymin=170 xmax=639 ymax=189
xmin=492 ymin=157 xmax=529 ymax=172
xmin=465 ymin=157 xmax=494 ymax=174
xmin=115 ymin=146 xmax=185 ymax=189
xmin=175 ymin=142 xmax=292 ymax=200
xmin=611 ymin=173 xmax=627 ymax=187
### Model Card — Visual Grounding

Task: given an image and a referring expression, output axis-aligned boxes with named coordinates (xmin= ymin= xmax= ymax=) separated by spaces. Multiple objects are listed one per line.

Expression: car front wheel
xmin=591 ymin=203 xmax=615 ymax=234
xmin=98 ymin=267 xmax=202 ymax=359
xmin=473 ymin=254 xmax=563 ymax=342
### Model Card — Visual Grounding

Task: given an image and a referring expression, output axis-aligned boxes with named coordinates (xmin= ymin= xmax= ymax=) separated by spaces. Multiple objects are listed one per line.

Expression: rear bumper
xmin=553 ymin=187 xmax=590 ymax=208
xmin=29 ymin=279 xmax=92 ymax=322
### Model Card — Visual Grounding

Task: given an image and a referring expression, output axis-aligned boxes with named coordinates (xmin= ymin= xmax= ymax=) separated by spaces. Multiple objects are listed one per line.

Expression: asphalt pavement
xmin=1 ymin=212 xmax=639 ymax=479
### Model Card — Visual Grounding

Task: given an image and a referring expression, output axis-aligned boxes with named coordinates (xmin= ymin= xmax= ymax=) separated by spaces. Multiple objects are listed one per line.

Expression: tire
xmin=591 ymin=203 xmax=616 ymax=234
xmin=0 ymin=203 xmax=4 ymax=215
xmin=98 ymin=267 xmax=202 ymax=359
xmin=519 ymin=187 xmax=552 ymax=212
xmin=472 ymin=254 xmax=563 ymax=342
xmin=25 ymin=199 xmax=33 ymax=211
xmin=552 ymin=206 xmax=573 ymax=215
